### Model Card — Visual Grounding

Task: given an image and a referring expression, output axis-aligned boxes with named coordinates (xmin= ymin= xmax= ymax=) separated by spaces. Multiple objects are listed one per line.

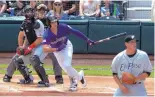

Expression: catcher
xmin=3 ymin=6 xmax=49 ymax=87
xmin=111 ymin=35 xmax=152 ymax=96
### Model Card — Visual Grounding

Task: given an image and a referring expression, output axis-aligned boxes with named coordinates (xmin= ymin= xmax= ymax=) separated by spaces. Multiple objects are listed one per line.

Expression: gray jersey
xmin=111 ymin=49 xmax=152 ymax=96
xmin=23 ymin=19 xmax=44 ymax=47
xmin=24 ymin=19 xmax=44 ymax=38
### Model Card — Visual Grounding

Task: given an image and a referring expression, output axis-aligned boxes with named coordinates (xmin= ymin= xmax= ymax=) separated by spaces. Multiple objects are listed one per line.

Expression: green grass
xmin=0 ymin=64 xmax=154 ymax=78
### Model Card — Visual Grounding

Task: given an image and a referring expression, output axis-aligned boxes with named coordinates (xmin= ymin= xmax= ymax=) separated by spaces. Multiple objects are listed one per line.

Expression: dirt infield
xmin=0 ymin=75 xmax=154 ymax=96
xmin=0 ymin=53 xmax=154 ymax=96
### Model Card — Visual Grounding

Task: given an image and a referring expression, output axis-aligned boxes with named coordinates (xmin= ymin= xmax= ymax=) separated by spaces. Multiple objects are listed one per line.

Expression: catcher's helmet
xmin=24 ymin=5 xmax=35 ymax=20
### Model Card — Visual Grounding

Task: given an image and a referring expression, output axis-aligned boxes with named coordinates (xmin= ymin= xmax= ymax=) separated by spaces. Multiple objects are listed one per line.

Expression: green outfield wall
xmin=0 ymin=19 xmax=154 ymax=54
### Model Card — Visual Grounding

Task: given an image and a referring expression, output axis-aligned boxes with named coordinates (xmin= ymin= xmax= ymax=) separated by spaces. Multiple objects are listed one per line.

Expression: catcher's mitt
xmin=121 ymin=72 xmax=136 ymax=84
xmin=16 ymin=47 xmax=25 ymax=55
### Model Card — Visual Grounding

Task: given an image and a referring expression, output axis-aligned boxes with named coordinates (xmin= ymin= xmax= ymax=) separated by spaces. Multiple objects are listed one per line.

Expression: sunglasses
xmin=54 ymin=3 xmax=62 ymax=6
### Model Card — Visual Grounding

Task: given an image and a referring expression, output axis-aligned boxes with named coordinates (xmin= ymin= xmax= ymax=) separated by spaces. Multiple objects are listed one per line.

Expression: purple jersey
xmin=43 ymin=24 xmax=89 ymax=48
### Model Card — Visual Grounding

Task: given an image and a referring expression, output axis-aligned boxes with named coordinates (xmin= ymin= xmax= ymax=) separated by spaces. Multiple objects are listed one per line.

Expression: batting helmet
xmin=46 ymin=15 xmax=59 ymax=26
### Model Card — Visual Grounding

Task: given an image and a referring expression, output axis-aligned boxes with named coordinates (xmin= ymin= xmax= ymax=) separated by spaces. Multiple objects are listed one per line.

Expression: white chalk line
xmin=0 ymin=85 xmax=21 ymax=92
xmin=20 ymin=86 xmax=64 ymax=92
xmin=103 ymin=86 xmax=117 ymax=91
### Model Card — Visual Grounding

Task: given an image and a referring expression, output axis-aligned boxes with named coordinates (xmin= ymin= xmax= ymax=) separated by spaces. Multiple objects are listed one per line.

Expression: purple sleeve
xmin=66 ymin=25 xmax=89 ymax=41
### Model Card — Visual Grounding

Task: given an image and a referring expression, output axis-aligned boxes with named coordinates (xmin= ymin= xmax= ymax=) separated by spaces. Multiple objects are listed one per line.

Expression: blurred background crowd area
xmin=0 ymin=0 xmax=153 ymax=21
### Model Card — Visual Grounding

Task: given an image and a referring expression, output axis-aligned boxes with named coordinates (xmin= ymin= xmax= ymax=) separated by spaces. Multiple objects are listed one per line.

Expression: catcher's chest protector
xmin=23 ymin=21 xmax=37 ymax=44
xmin=40 ymin=18 xmax=48 ymax=28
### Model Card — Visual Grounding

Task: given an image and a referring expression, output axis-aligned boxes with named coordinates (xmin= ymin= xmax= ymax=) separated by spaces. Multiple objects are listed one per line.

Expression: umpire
xmin=36 ymin=4 xmax=63 ymax=84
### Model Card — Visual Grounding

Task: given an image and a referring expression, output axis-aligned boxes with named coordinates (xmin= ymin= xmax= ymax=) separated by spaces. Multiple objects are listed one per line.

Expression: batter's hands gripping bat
xmin=94 ymin=32 xmax=127 ymax=44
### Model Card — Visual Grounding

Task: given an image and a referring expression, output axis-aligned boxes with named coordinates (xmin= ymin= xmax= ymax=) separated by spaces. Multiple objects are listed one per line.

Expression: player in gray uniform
xmin=111 ymin=35 xmax=153 ymax=96
xmin=36 ymin=4 xmax=63 ymax=84
xmin=3 ymin=6 xmax=50 ymax=87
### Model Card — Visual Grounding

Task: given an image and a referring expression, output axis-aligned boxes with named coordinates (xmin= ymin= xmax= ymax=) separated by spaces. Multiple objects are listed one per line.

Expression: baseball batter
xmin=111 ymin=35 xmax=152 ymax=96
xmin=42 ymin=15 xmax=95 ymax=91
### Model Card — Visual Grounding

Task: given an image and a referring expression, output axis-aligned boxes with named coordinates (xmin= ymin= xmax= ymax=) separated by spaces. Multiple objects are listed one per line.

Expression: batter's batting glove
xmin=56 ymin=44 xmax=66 ymax=51
xmin=87 ymin=39 xmax=95 ymax=46
xmin=16 ymin=47 xmax=25 ymax=55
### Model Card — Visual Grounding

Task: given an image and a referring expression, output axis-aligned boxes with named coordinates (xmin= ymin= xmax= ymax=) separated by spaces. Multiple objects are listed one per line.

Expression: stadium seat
xmin=69 ymin=16 xmax=96 ymax=20
xmin=99 ymin=16 xmax=120 ymax=20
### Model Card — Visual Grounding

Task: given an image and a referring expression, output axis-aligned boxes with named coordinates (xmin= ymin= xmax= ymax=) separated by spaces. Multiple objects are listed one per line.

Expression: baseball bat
xmin=94 ymin=32 xmax=127 ymax=44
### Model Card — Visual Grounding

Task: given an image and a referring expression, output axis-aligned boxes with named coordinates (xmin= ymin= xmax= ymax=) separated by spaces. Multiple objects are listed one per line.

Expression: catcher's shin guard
xmin=38 ymin=80 xmax=50 ymax=87
xmin=14 ymin=56 xmax=32 ymax=82
xmin=30 ymin=55 xmax=49 ymax=83
xmin=3 ymin=74 xmax=12 ymax=82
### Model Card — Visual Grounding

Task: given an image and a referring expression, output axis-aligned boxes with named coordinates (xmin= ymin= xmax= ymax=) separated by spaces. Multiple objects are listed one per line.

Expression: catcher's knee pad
xmin=13 ymin=55 xmax=24 ymax=65
xmin=30 ymin=55 xmax=39 ymax=66
xmin=30 ymin=55 xmax=49 ymax=83
xmin=13 ymin=56 xmax=31 ymax=81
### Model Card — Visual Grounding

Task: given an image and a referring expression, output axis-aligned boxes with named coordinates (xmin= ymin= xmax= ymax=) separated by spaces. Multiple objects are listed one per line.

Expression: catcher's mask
xmin=24 ymin=6 xmax=35 ymax=22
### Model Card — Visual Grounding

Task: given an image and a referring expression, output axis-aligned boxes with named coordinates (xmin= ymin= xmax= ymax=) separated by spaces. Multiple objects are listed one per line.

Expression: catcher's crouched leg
xmin=30 ymin=55 xmax=50 ymax=87
xmin=3 ymin=55 xmax=19 ymax=82
xmin=14 ymin=56 xmax=33 ymax=84
xmin=3 ymin=74 xmax=12 ymax=82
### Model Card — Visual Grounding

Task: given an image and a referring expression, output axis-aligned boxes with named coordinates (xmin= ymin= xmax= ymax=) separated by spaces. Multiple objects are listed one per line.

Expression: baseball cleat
xmin=69 ymin=84 xmax=78 ymax=91
xmin=79 ymin=70 xmax=87 ymax=87
xmin=69 ymin=77 xmax=78 ymax=91
xmin=38 ymin=81 xmax=50 ymax=87
xmin=17 ymin=79 xmax=33 ymax=84
xmin=3 ymin=74 xmax=12 ymax=82
xmin=55 ymin=75 xmax=64 ymax=84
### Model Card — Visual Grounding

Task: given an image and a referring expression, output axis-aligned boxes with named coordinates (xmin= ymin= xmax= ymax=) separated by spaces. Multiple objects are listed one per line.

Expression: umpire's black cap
xmin=125 ymin=35 xmax=139 ymax=42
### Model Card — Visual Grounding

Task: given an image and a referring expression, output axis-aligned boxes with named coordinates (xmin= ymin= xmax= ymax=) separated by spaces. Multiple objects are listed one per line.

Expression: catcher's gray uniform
xmin=111 ymin=49 xmax=152 ymax=96
xmin=5 ymin=53 xmax=62 ymax=78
